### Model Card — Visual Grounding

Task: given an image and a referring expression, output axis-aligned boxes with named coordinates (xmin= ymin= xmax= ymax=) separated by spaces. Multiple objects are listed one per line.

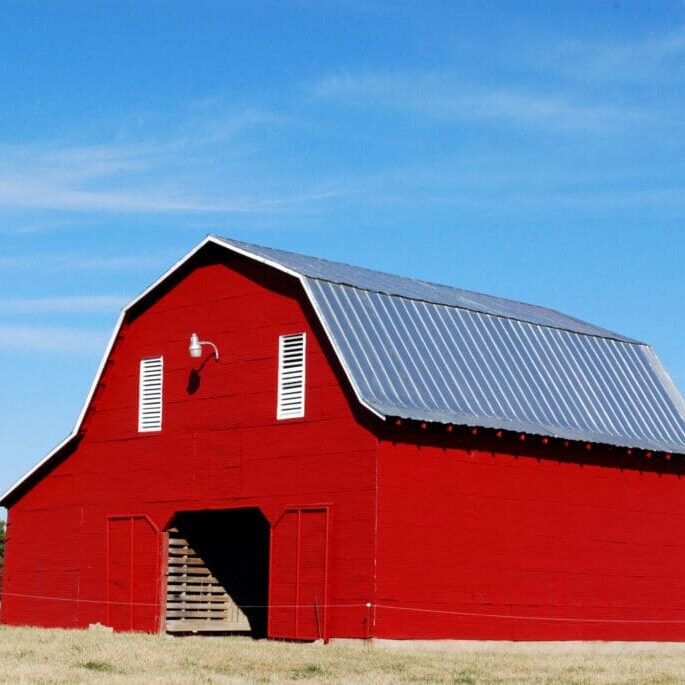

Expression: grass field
xmin=2 ymin=626 xmax=685 ymax=684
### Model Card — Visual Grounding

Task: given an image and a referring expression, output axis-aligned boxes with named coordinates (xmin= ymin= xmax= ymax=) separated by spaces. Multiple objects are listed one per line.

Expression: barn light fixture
xmin=188 ymin=333 xmax=219 ymax=361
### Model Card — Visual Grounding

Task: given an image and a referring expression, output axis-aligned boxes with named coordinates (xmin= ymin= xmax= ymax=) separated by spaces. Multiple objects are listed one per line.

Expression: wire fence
xmin=3 ymin=590 xmax=685 ymax=624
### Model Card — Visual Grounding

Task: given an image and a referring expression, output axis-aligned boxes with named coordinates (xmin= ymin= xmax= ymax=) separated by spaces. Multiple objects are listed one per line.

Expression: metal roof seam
xmin=303 ymin=275 xmax=642 ymax=345
xmin=216 ymin=236 xmax=642 ymax=345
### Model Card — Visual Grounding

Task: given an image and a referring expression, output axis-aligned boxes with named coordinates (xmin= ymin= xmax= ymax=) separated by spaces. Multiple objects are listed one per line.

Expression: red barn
xmin=2 ymin=235 xmax=685 ymax=641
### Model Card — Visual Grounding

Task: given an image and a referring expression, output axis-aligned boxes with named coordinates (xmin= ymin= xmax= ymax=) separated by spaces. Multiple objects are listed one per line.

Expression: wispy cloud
xmin=549 ymin=25 xmax=685 ymax=84
xmin=0 ymin=177 xmax=231 ymax=213
xmin=309 ymin=154 xmax=685 ymax=215
xmin=312 ymin=71 xmax=644 ymax=133
xmin=0 ymin=176 xmax=315 ymax=214
xmin=0 ymin=325 xmax=108 ymax=354
xmin=0 ymin=296 xmax=128 ymax=314
xmin=0 ymin=107 xmax=349 ymax=219
xmin=0 ymin=251 xmax=179 ymax=272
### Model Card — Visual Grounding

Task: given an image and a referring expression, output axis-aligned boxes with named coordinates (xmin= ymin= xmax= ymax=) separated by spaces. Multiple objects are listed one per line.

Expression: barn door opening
xmin=164 ymin=508 xmax=269 ymax=637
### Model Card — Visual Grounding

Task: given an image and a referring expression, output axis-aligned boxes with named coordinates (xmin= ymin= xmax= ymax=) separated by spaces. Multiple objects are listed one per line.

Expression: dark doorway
xmin=166 ymin=508 xmax=270 ymax=638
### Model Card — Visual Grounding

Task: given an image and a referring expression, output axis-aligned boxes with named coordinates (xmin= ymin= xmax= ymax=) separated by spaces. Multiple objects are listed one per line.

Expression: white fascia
xmin=1 ymin=235 xmax=384 ymax=505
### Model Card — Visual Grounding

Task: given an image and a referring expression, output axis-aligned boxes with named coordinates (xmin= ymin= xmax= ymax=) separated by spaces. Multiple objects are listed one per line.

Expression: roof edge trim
xmin=1 ymin=236 xmax=220 ymax=506
xmin=299 ymin=278 xmax=385 ymax=421
xmin=1 ymin=235 xmax=385 ymax=506
xmin=372 ymin=403 xmax=685 ymax=456
xmin=644 ymin=346 xmax=685 ymax=422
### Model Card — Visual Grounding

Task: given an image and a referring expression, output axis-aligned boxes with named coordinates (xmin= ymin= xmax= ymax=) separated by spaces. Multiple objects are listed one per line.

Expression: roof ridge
xmin=217 ymin=233 xmax=530 ymax=306
xmin=303 ymin=274 xmax=646 ymax=346
xmin=215 ymin=235 xmax=643 ymax=345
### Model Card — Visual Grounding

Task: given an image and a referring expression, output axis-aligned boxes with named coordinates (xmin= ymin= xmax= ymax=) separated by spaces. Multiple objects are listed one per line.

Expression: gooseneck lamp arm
xmin=188 ymin=333 xmax=219 ymax=361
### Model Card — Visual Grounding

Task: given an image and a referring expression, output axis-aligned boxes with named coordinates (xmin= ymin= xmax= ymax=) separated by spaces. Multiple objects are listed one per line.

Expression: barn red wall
xmin=375 ymin=429 xmax=685 ymax=640
xmin=1 ymin=251 xmax=377 ymax=638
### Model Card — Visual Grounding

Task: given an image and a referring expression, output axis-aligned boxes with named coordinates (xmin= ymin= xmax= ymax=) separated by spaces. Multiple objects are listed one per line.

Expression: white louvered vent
xmin=138 ymin=356 xmax=163 ymax=432
xmin=277 ymin=333 xmax=306 ymax=420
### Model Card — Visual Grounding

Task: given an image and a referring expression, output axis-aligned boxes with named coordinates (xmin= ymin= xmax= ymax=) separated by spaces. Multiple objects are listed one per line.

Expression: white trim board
xmin=1 ymin=235 xmax=384 ymax=505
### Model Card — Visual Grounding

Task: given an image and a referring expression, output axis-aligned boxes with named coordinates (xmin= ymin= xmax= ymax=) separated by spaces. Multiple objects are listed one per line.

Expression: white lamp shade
xmin=189 ymin=333 xmax=202 ymax=358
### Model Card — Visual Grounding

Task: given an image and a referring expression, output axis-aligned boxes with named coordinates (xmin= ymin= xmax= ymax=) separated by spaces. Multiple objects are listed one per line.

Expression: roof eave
xmin=374 ymin=403 xmax=685 ymax=456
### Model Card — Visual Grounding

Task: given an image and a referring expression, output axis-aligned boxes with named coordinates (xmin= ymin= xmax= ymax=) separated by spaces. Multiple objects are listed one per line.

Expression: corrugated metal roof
xmin=219 ymin=237 xmax=638 ymax=342
xmin=218 ymin=236 xmax=685 ymax=454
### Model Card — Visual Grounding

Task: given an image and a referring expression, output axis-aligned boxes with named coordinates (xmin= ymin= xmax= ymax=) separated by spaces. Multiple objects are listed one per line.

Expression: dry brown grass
xmin=1 ymin=626 xmax=685 ymax=684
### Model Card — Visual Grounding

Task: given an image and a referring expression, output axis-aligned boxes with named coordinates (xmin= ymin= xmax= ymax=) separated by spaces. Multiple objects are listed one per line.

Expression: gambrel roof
xmin=222 ymin=237 xmax=685 ymax=454
xmin=3 ymin=235 xmax=685 ymax=505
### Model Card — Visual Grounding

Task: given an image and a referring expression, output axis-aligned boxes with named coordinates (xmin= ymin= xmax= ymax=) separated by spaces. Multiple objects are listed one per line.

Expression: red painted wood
xmin=130 ymin=517 xmax=160 ymax=632
xmin=297 ymin=509 xmax=328 ymax=640
xmin=270 ymin=508 xmax=329 ymax=640
xmin=106 ymin=518 xmax=132 ymax=630
xmin=104 ymin=516 xmax=159 ymax=633
xmin=375 ymin=433 xmax=685 ymax=640
xmin=269 ymin=511 xmax=299 ymax=638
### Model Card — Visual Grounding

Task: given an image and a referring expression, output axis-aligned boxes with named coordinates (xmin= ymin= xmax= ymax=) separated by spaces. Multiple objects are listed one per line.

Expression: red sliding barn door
xmin=106 ymin=516 xmax=160 ymax=632
xmin=270 ymin=507 xmax=329 ymax=640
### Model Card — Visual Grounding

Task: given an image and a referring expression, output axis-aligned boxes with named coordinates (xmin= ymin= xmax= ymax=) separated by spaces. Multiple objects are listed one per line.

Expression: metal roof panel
xmin=216 ymin=236 xmax=638 ymax=342
xmin=305 ymin=278 xmax=685 ymax=454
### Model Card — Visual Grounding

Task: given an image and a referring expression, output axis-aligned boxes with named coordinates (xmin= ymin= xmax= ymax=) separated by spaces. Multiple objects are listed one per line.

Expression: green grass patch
xmin=291 ymin=662 xmax=324 ymax=678
xmin=79 ymin=660 xmax=114 ymax=673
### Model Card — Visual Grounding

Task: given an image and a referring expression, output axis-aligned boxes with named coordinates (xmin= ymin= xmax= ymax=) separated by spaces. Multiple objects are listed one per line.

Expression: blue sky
xmin=1 ymin=1 xmax=684 ymax=500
